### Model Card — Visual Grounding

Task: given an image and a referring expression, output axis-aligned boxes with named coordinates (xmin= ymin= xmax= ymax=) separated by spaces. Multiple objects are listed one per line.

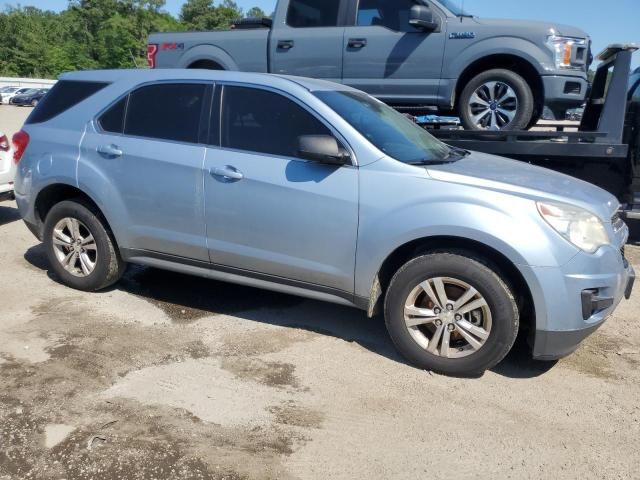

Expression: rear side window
xmin=124 ymin=83 xmax=206 ymax=143
xmin=287 ymin=0 xmax=341 ymax=27
xmin=26 ymin=80 xmax=108 ymax=125
xmin=99 ymin=97 xmax=127 ymax=134
xmin=220 ymin=85 xmax=334 ymax=158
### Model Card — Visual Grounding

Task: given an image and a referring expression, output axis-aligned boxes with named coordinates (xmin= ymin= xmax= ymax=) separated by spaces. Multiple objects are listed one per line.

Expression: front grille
xmin=564 ymin=82 xmax=582 ymax=95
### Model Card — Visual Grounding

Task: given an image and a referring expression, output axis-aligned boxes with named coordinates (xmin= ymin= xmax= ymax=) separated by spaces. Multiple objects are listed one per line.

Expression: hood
xmin=426 ymin=152 xmax=618 ymax=222
xmin=472 ymin=17 xmax=589 ymax=39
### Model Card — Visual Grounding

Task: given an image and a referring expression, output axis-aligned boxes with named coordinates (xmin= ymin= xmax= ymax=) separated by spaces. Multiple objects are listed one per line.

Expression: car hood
xmin=472 ymin=17 xmax=589 ymax=39
xmin=426 ymin=151 xmax=618 ymax=221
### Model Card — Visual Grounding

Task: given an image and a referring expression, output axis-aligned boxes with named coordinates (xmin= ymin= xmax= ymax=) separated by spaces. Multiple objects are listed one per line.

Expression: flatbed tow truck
xmin=425 ymin=44 xmax=640 ymax=220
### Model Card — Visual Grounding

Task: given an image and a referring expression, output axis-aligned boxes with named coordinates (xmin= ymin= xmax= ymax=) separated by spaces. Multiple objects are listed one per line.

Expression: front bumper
xmin=523 ymin=245 xmax=634 ymax=361
xmin=542 ymin=74 xmax=588 ymax=110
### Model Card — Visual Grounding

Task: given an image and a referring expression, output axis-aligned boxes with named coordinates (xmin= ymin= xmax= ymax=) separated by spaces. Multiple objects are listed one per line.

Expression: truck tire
xmin=43 ymin=199 xmax=125 ymax=291
xmin=383 ymin=252 xmax=519 ymax=376
xmin=458 ymin=69 xmax=534 ymax=131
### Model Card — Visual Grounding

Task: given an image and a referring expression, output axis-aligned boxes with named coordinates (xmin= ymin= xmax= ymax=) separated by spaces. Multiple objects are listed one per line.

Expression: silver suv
xmin=13 ymin=70 xmax=635 ymax=376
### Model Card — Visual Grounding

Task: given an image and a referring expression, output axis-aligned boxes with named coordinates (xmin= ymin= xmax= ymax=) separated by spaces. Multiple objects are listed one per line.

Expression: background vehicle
xmin=148 ymin=0 xmax=591 ymax=131
xmin=0 ymin=130 xmax=15 ymax=202
xmin=10 ymin=88 xmax=49 ymax=107
xmin=427 ymin=44 xmax=640 ymax=220
xmin=0 ymin=87 xmax=30 ymax=104
xmin=12 ymin=70 xmax=633 ymax=376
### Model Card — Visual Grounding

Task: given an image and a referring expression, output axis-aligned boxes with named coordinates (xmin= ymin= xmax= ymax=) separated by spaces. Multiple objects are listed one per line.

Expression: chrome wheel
xmin=468 ymin=81 xmax=518 ymax=130
xmin=404 ymin=277 xmax=492 ymax=359
xmin=51 ymin=217 xmax=98 ymax=278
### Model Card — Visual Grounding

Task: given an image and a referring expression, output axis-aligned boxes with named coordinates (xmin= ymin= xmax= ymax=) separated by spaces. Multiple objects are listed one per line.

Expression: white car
xmin=0 ymin=131 xmax=15 ymax=201
xmin=0 ymin=87 xmax=31 ymax=105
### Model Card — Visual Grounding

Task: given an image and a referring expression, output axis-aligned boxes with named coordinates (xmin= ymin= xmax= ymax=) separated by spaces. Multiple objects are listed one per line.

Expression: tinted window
xmin=99 ymin=97 xmax=127 ymax=134
xmin=221 ymin=86 xmax=334 ymax=158
xmin=633 ymin=81 xmax=640 ymax=102
xmin=357 ymin=0 xmax=418 ymax=32
xmin=287 ymin=0 xmax=341 ymax=27
xmin=124 ymin=83 xmax=206 ymax=143
xmin=26 ymin=80 xmax=108 ymax=125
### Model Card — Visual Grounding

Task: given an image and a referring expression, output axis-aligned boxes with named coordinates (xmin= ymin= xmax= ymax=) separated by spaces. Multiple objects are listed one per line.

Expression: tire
xmin=458 ymin=69 xmax=534 ymax=131
xmin=43 ymin=199 xmax=125 ymax=291
xmin=384 ymin=252 xmax=519 ymax=376
xmin=31 ymin=99 xmax=38 ymax=107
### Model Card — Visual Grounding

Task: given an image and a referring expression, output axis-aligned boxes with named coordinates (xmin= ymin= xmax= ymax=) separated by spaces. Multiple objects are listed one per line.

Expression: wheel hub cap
xmin=468 ymin=81 xmax=518 ymax=130
xmin=51 ymin=217 xmax=98 ymax=278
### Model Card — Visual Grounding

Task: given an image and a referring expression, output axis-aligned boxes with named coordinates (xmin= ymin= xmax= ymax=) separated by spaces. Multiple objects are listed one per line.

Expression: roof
xmin=60 ymin=69 xmax=357 ymax=93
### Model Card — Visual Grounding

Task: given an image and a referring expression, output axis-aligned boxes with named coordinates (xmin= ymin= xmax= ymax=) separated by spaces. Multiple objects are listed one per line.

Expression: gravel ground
xmin=1 ymin=105 xmax=640 ymax=479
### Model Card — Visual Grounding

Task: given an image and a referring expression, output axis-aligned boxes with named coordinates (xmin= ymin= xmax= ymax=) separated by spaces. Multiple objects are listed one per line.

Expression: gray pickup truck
xmin=148 ymin=0 xmax=591 ymax=131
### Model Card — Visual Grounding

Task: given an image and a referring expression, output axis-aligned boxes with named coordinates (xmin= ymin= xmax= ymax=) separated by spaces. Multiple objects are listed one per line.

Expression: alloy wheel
xmin=403 ymin=277 xmax=492 ymax=358
xmin=51 ymin=217 xmax=98 ymax=277
xmin=467 ymin=81 xmax=518 ymax=130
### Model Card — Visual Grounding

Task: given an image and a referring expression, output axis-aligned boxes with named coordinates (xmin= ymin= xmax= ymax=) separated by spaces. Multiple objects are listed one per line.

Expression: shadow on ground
xmin=0 ymin=204 xmax=20 ymax=227
xmin=24 ymin=243 xmax=556 ymax=380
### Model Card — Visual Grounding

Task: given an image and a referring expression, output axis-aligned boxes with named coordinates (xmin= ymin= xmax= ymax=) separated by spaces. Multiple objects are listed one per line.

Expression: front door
xmin=203 ymin=85 xmax=359 ymax=294
xmin=342 ymin=0 xmax=447 ymax=104
xmin=269 ymin=0 xmax=347 ymax=82
xmin=79 ymin=82 xmax=210 ymax=262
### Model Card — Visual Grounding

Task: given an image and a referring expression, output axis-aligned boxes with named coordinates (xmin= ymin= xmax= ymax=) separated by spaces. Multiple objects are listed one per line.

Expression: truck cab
xmin=149 ymin=0 xmax=591 ymax=131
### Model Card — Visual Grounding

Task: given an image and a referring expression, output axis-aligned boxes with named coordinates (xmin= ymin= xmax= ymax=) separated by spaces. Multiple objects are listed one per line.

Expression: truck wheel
xmin=458 ymin=69 xmax=534 ymax=131
xmin=384 ymin=252 xmax=519 ymax=376
xmin=43 ymin=199 xmax=125 ymax=291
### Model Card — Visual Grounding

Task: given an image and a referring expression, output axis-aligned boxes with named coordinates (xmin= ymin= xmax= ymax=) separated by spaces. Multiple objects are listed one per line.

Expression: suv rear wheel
xmin=458 ymin=69 xmax=534 ymax=131
xmin=384 ymin=252 xmax=519 ymax=376
xmin=43 ymin=199 xmax=125 ymax=291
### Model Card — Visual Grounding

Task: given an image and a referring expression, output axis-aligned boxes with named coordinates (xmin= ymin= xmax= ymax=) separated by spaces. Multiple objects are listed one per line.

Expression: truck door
xmin=269 ymin=0 xmax=348 ymax=82
xmin=342 ymin=0 xmax=447 ymax=105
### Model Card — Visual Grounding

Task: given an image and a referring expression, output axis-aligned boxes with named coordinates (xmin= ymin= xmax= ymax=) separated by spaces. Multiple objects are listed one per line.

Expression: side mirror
xmin=409 ymin=5 xmax=439 ymax=31
xmin=297 ymin=135 xmax=350 ymax=165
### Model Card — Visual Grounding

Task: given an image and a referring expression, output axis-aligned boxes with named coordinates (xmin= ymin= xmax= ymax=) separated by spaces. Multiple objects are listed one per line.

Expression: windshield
xmin=22 ymin=89 xmax=37 ymax=95
xmin=315 ymin=90 xmax=453 ymax=164
xmin=435 ymin=0 xmax=471 ymax=16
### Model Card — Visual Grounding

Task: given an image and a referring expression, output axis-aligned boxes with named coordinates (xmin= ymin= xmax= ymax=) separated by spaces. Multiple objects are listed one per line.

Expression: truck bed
xmin=149 ymin=29 xmax=270 ymax=72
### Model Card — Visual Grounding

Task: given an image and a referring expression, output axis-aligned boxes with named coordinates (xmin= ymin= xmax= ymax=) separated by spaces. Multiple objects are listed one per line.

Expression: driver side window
xmin=356 ymin=0 xmax=419 ymax=32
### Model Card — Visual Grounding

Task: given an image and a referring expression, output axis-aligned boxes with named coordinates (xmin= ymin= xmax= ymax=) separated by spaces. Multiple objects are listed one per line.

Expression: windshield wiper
xmin=408 ymin=148 xmax=469 ymax=166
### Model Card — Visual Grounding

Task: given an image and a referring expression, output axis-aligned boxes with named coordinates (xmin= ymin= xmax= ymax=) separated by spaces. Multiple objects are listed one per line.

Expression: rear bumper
xmin=523 ymin=245 xmax=634 ymax=361
xmin=542 ymin=74 xmax=588 ymax=110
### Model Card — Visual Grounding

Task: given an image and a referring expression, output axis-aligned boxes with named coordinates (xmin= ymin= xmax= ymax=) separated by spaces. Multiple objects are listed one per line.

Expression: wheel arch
xmin=369 ymin=235 xmax=535 ymax=332
xmin=187 ymin=59 xmax=225 ymax=70
xmin=453 ymin=54 xmax=544 ymax=116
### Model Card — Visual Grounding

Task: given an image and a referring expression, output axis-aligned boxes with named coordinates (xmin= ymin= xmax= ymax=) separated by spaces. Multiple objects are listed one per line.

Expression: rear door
xmin=80 ymin=82 xmax=211 ymax=262
xmin=269 ymin=0 xmax=348 ymax=82
xmin=342 ymin=0 xmax=447 ymax=104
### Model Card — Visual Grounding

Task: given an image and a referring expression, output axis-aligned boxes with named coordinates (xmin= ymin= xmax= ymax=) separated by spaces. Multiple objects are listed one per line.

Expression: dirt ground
xmin=1 ymin=105 xmax=640 ymax=479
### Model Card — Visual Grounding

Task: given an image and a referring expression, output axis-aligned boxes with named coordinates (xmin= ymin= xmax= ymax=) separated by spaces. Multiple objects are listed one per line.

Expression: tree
xmin=245 ymin=6 xmax=266 ymax=18
xmin=180 ymin=0 xmax=242 ymax=31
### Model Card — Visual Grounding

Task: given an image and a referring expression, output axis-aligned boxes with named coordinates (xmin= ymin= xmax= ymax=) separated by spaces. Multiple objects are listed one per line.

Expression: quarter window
xmin=287 ymin=0 xmax=341 ymax=28
xmin=26 ymin=80 xmax=108 ymax=125
xmin=124 ymin=83 xmax=206 ymax=143
xmin=356 ymin=0 xmax=419 ymax=32
xmin=220 ymin=85 xmax=335 ymax=159
xmin=99 ymin=97 xmax=127 ymax=134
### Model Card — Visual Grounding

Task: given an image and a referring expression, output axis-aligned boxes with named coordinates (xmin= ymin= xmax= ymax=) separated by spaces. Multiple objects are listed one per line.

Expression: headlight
xmin=537 ymin=201 xmax=609 ymax=253
xmin=546 ymin=34 xmax=586 ymax=69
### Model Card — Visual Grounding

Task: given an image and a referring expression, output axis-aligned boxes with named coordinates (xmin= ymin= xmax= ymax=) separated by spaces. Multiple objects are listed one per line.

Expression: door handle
xmin=97 ymin=144 xmax=122 ymax=158
xmin=348 ymin=38 xmax=367 ymax=49
xmin=211 ymin=165 xmax=244 ymax=181
xmin=278 ymin=40 xmax=295 ymax=50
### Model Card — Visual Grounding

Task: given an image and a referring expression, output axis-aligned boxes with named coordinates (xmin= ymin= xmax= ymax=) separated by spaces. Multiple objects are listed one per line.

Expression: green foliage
xmin=0 ymin=0 xmax=263 ymax=78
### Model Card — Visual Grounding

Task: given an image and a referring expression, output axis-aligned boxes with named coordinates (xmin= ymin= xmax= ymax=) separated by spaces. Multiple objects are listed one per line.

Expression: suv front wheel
xmin=43 ymin=199 xmax=125 ymax=291
xmin=384 ymin=252 xmax=519 ymax=376
xmin=458 ymin=69 xmax=534 ymax=131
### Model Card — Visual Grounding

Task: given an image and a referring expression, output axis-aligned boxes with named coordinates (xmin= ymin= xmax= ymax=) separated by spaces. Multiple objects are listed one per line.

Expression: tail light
xmin=147 ymin=44 xmax=158 ymax=69
xmin=0 ymin=134 xmax=8 ymax=152
xmin=12 ymin=130 xmax=30 ymax=164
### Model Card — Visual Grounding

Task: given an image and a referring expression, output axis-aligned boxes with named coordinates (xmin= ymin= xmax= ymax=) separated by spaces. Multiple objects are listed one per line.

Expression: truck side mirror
xmin=297 ymin=135 xmax=350 ymax=165
xmin=409 ymin=5 xmax=439 ymax=31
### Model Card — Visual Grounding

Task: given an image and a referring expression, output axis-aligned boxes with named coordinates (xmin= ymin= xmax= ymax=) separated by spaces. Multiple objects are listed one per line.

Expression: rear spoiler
xmin=231 ymin=17 xmax=273 ymax=30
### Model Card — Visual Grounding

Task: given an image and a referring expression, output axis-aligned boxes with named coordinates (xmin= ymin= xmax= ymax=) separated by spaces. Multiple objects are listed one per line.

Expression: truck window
xmin=220 ymin=85 xmax=336 ymax=159
xmin=287 ymin=0 xmax=341 ymax=28
xmin=356 ymin=0 xmax=418 ymax=32
xmin=123 ymin=83 xmax=206 ymax=144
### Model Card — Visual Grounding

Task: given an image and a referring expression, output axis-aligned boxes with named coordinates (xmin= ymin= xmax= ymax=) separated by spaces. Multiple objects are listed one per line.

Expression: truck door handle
xmin=348 ymin=38 xmax=367 ymax=49
xmin=211 ymin=165 xmax=244 ymax=181
xmin=97 ymin=144 xmax=122 ymax=158
xmin=278 ymin=40 xmax=295 ymax=50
